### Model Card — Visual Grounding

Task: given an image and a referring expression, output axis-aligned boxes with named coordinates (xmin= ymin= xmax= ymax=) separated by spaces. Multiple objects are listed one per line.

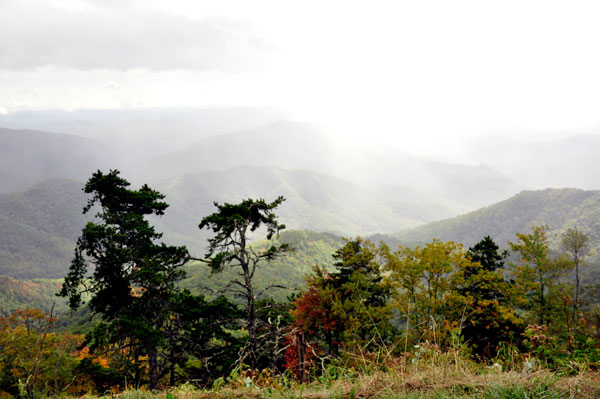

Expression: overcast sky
xmin=2 ymin=0 xmax=600 ymax=152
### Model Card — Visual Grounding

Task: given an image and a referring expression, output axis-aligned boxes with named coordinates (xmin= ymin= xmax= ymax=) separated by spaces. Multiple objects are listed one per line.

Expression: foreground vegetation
xmin=69 ymin=357 xmax=600 ymax=399
xmin=2 ymin=170 xmax=600 ymax=398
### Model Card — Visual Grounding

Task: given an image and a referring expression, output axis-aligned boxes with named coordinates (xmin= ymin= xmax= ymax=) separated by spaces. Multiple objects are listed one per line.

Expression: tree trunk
xmin=574 ymin=257 xmax=580 ymax=327
xmin=246 ymin=274 xmax=257 ymax=368
xmin=297 ymin=332 xmax=306 ymax=382
xmin=148 ymin=349 xmax=158 ymax=390
xmin=540 ymin=281 xmax=545 ymax=326
xmin=240 ymin=227 xmax=257 ymax=368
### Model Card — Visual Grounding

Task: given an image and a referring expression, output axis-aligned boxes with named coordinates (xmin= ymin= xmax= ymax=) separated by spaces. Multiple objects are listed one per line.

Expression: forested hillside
xmin=180 ymin=230 xmax=344 ymax=302
xmin=6 ymin=177 xmax=600 ymax=283
xmin=394 ymin=188 xmax=600 ymax=273
xmin=155 ymin=166 xmax=453 ymax=243
xmin=0 ymin=173 xmax=429 ymax=279
xmin=0 ymin=229 xmax=343 ymax=319
xmin=145 ymin=121 xmax=523 ymax=211
xmin=0 ymin=167 xmax=454 ymax=279
xmin=0 ymin=179 xmax=90 ymax=278
xmin=0 ymin=277 xmax=66 ymax=316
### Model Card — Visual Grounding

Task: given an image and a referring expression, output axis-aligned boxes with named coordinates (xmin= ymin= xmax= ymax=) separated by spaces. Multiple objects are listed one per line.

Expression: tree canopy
xmin=199 ymin=196 xmax=291 ymax=367
xmin=59 ymin=170 xmax=191 ymax=389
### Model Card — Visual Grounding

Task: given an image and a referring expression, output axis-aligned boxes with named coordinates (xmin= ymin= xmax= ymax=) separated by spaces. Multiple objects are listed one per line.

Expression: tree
xmin=198 ymin=196 xmax=291 ymax=367
xmin=0 ymin=309 xmax=82 ymax=398
xmin=253 ymin=298 xmax=294 ymax=371
xmin=325 ymin=238 xmax=392 ymax=352
xmin=450 ymin=236 xmax=522 ymax=357
xmin=59 ymin=170 xmax=190 ymax=390
xmin=509 ymin=225 xmax=572 ymax=328
xmin=167 ymin=291 xmax=242 ymax=385
xmin=385 ymin=240 xmax=469 ymax=344
xmin=293 ymin=238 xmax=392 ymax=357
xmin=561 ymin=227 xmax=589 ymax=325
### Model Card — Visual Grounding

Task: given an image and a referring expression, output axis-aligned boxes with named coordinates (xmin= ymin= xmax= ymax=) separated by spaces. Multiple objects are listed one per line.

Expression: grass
xmin=73 ymin=361 xmax=600 ymax=399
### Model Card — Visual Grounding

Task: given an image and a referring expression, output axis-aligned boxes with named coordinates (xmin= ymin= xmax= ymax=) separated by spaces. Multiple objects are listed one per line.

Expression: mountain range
xmin=2 ymin=110 xmax=600 ymax=311
xmin=393 ymin=188 xmax=600 ymax=248
xmin=0 ymin=165 xmax=451 ymax=279
xmin=143 ymin=121 xmax=523 ymax=212
xmin=0 ymin=127 xmax=112 ymax=193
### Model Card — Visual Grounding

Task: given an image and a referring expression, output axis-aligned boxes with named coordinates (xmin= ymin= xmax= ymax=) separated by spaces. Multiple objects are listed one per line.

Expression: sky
xmin=2 ymin=0 xmax=600 ymax=153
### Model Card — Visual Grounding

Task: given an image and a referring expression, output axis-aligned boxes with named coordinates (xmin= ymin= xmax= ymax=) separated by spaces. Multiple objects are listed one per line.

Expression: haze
xmin=2 ymin=0 xmax=600 ymax=159
xmin=5 ymin=0 xmax=600 ymax=324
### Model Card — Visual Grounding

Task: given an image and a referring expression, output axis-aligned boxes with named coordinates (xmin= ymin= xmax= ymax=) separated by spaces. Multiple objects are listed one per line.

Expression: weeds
xmin=68 ymin=351 xmax=600 ymax=399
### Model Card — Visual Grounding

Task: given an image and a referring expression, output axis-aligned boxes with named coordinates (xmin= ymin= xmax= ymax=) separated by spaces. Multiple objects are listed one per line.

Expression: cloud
xmin=105 ymin=80 xmax=121 ymax=90
xmin=0 ymin=0 xmax=272 ymax=71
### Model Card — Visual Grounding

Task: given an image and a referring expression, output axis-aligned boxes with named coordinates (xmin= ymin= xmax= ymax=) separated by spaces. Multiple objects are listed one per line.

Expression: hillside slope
xmin=180 ymin=230 xmax=345 ymax=303
xmin=145 ymin=121 xmax=522 ymax=212
xmin=0 ymin=277 xmax=67 ymax=317
xmin=0 ymin=230 xmax=344 ymax=319
xmin=0 ymin=127 xmax=113 ymax=193
xmin=154 ymin=166 xmax=454 ymax=251
xmin=393 ymin=188 xmax=600 ymax=250
xmin=1 ymin=166 xmax=448 ymax=279
xmin=0 ymin=179 xmax=90 ymax=279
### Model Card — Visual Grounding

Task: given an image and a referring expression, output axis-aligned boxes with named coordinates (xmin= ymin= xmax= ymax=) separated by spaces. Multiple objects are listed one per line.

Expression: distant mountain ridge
xmin=393 ymin=188 xmax=600 ymax=250
xmin=2 ymin=119 xmax=599 ymax=283
xmin=144 ymin=120 xmax=523 ymax=212
xmin=465 ymin=133 xmax=600 ymax=189
xmin=0 ymin=107 xmax=289 ymax=159
xmin=0 ymin=121 xmax=523 ymax=215
xmin=0 ymin=127 xmax=113 ymax=193
xmin=0 ymin=167 xmax=457 ymax=279
xmin=153 ymin=165 xmax=456 ymax=249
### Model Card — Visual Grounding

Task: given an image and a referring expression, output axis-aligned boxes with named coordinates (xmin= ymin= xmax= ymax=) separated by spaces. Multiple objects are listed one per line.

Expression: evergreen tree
xmin=199 ymin=196 xmax=291 ymax=368
xmin=293 ymin=238 xmax=392 ymax=357
xmin=167 ymin=290 xmax=242 ymax=385
xmin=59 ymin=170 xmax=190 ymax=390
xmin=451 ymin=236 xmax=522 ymax=357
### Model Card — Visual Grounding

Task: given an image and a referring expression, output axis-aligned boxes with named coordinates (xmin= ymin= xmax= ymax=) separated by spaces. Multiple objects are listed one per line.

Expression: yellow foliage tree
xmin=509 ymin=225 xmax=573 ymax=329
xmin=384 ymin=240 xmax=471 ymax=345
xmin=0 ymin=308 xmax=83 ymax=398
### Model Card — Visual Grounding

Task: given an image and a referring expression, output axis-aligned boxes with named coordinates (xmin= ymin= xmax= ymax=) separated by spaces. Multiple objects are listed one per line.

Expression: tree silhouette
xmin=60 ymin=170 xmax=190 ymax=389
xmin=199 ymin=196 xmax=291 ymax=367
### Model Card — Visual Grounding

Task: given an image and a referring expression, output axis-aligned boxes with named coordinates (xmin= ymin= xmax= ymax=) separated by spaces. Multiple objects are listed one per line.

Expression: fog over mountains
xmin=2 ymin=108 xmax=600 ymax=281
xmin=0 ymin=127 xmax=113 ymax=193
xmin=464 ymin=133 xmax=600 ymax=189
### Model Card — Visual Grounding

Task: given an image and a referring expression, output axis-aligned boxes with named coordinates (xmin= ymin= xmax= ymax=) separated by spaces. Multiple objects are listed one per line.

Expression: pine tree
xmin=199 ymin=196 xmax=291 ymax=367
xmin=59 ymin=170 xmax=190 ymax=389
